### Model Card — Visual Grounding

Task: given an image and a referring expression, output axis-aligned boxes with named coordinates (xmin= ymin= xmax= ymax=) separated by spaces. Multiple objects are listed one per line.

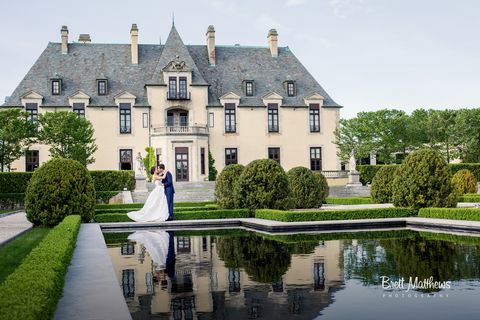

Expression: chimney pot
xmin=268 ymin=29 xmax=278 ymax=57
xmin=206 ymin=25 xmax=216 ymax=66
xmin=78 ymin=34 xmax=91 ymax=43
xmin=61 ymin=25 xmax=69 ymax=54
xmin=130 ymin=24 xmax=139 ymax=65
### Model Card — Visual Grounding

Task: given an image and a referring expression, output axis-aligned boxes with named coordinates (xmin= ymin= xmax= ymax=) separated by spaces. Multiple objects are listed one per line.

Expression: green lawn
xmin=0 ymin=227 xmax=50 ymax=284
xmin=0 ymin=209 xmax=15 ymax=215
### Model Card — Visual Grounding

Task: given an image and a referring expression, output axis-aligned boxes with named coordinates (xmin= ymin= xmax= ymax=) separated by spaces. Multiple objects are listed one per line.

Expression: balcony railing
xmin=167 ymin=91 xmax=191 ymax=100
xmin=153 ymin=125 xmax=208 ymax=136
xmin=321 ymin=170 xmax=348 ymax=178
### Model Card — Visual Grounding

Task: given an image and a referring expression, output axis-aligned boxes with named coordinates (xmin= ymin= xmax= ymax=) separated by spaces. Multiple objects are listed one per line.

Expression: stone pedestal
xmin=135 ymin=176 xmax=148 ymax=193
xmin=346 ymin=171 xmax=362 ymax=187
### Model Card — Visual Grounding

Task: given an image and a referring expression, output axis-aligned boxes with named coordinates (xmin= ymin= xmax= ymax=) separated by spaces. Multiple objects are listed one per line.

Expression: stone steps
xmin=132 ymin=181 xmax=215 ymax=203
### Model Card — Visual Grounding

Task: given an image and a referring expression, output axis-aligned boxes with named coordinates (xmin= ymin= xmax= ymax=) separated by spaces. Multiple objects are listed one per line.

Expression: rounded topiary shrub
xmin=215 ymin=164 xmax=245 ymax=209
xmin=313 ymin=172 xmax=329 ymax=204
xmin=234 ymin=159 xmax=292 ymax=210
xmin=392 ymin=149 xmax=457 ymax=209
xmin=451 ymin=169 xmax=477 ymax=195
xmin=286 ymin=167 xmax=328 ymax=209
xmin=25 ymin=158 xmax=95 ymax=226
xmin=371 ymin=165 xmax=398 ymax=203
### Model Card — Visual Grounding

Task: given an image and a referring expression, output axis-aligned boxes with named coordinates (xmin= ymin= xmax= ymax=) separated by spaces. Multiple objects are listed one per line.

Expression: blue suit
xmin=162 ymin=171 xmax=175 ymax=220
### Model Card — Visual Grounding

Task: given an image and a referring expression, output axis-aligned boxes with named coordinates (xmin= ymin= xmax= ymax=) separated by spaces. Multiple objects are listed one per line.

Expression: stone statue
xmin=349 ymin=149 xmax=357 ymax=173
xmin=135 ymin=152 xmax=146 ymax=178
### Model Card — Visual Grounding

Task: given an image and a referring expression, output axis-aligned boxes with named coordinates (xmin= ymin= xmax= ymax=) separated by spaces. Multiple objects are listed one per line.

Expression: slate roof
xmin=2 ymin=26 xmax=341 ymax=108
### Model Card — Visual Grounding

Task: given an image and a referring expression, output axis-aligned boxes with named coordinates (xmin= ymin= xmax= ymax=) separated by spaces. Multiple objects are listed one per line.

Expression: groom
xmin=159 ymin=164 xmax=175 ymax=221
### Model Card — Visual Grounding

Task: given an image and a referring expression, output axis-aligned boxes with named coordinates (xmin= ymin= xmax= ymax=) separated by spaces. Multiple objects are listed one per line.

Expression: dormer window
xmin=245 ymin=81 xmax=254 ymax=96
xmin=97 ymin=80 xmax=108 ymax=95
xmin=51 ymin=79 xmax=62 ymax=95
xmin=286 ymin=81 xmax=295 ymax=97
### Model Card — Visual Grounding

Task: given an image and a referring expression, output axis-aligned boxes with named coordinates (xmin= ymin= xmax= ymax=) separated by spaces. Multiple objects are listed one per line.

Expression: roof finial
xmin=172 ymin=12 xmax=175 ymax=26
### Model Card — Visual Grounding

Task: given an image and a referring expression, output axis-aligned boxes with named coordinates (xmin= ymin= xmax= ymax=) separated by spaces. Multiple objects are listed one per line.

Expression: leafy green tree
xmin=334 ymin=117 xmax=372 ymax=163
xmin=38 ymin=112 xmax=97 ymax=166
xmin=0 ymin=109 xmax=37 ymax=172
xmin=454 ymin=108 xmax=480 ymax=162
xmin=335 ymin=109 xmax=411 ymax=164
xmin=142 ymin=147 xmax=156 ymax=181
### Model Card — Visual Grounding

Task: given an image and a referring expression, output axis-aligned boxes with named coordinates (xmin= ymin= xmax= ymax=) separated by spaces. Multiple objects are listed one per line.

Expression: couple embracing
xmin=127 ymin=164 xmax=175 ymax=222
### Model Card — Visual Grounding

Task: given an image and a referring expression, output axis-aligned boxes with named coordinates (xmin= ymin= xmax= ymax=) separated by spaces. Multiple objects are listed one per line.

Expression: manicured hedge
xmin=0 ymin=172 xmax=33 ymax=193
xmin=325 ymin=197 xmax=373 ymax=205
xmin=94 ymin=209 xmax=250 ymax=223
xmin=458 ymin=194 xmax=480 ymax=202
xmin=418 ymin=208 xmax=480 ymax=221
xmin=0 ymin=170 xmax=136 ymax=193
xmin=0 ymin=193 xmax=25 ymax=210
xmin=359 ymin=163 xmax=480 ymax=185
xmin=255 ymin=208 xmax=417 ymax=222
xmin=95 ymin=206 xmax=219 ymax=215
xmin=357 ymin=165 xmax=396 ymax=185
xmin=95 ymin=191 xmax=120 ymax=204
xmin=95 ymin=201 xmax=216 ymax=210
xmin=90 ymin=170 xmax=135 ymax=191
xmin=0 ymin=215 xmax=81 ymax=320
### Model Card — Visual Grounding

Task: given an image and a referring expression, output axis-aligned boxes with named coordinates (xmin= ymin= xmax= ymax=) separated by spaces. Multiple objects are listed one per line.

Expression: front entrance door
xmin=175 ymin=147 xmax=189 ymax=182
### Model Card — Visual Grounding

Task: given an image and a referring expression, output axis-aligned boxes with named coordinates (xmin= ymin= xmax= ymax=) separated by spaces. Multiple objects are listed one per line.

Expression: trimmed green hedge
xmin=357 ymin=165 xmax=396 ymax=185
xmin=94 ymin=209 xmax=250 ymax=223
xmin=458 ymin=194 xmax=480 ymax=202
xmin=0 ymin=172 xmax=33 ymax=193
xmin=359 ymin=163 xmax=480 ymax=185
xmin=0 ymin=215 xmax=81 ymax=320
xmin=255 ymin=208 xmax=417 ymax=222
xmin=0 ymin=193 xmax=25 ymax=209
xmin=95 ymin=191 xmax=120 ymax=204
xmin=0 ymin=170 xmax=136 ymax=193
xmin=418 ymin=208 xmax=480 ymax=221
xmin=90 ymin=170 xmax=135 ymax=191
xmin=325 ymin=197 xmax=373 ymax=205
xmin=95 ymin=201 xmax=216 ymax=210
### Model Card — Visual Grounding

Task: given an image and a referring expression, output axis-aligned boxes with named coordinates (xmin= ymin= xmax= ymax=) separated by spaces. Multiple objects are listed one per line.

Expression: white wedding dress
xmin=127 ymin=180 xmax=169 ymax=222
xmin=127 ymin=230 xmax=169 ymax=268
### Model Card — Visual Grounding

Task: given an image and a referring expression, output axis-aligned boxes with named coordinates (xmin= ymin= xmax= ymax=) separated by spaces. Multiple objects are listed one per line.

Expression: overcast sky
xmin=1 ymin=0 xmax=479 ymax=118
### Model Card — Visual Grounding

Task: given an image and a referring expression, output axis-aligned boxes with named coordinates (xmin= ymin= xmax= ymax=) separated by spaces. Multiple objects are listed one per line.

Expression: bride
xmin=127 ymin=166 xmax=169 ymax=222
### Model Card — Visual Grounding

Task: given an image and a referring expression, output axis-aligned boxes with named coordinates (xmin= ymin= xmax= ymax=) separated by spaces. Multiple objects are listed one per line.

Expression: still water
xmin=104 ymin=229 xmax=480 ymax=320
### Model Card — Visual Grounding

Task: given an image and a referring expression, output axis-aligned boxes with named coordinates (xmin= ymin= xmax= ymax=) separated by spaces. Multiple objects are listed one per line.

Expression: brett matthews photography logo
xmin=380 ymin=276 xmax=451 ymax=298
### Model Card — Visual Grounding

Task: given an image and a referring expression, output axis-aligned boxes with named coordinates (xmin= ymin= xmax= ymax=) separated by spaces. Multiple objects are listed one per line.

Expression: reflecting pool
xmin=104 ymin=229 xmax=480 ymax=319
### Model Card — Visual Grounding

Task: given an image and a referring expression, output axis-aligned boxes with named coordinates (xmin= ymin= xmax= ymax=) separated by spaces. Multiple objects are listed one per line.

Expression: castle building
xmin=2 ymin=23 xmax=342 ymax=182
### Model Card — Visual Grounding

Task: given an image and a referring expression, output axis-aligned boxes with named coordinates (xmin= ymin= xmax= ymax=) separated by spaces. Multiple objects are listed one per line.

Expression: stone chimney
xmin=61 ymin=26 xmax=68 ymax=54
xmin=268 ymin=29 xmax=278 ymax=57
xmin=206 ymin=25 xmax=216 ymax=66
xmin=130 ymin=24 xmax=139 ymax=65
xmin=78 ymin=34 xmax=91 ymax=43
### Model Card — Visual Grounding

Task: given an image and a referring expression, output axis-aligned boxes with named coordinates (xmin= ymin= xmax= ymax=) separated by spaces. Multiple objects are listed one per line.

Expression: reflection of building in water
xmin=107 ymin=235 xmax=344 ymax=319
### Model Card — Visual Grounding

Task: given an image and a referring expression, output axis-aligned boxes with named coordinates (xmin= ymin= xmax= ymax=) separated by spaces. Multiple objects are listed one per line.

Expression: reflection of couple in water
xmin=128 ymin=230 xmax=176 ymax=281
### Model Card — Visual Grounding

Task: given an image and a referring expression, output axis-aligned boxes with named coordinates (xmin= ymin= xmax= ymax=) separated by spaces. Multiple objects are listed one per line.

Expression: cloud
xmin=328 ymin=0 xmax=368 ymax=18
xmin=285 ymin=0 xmax=307 ymax=7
